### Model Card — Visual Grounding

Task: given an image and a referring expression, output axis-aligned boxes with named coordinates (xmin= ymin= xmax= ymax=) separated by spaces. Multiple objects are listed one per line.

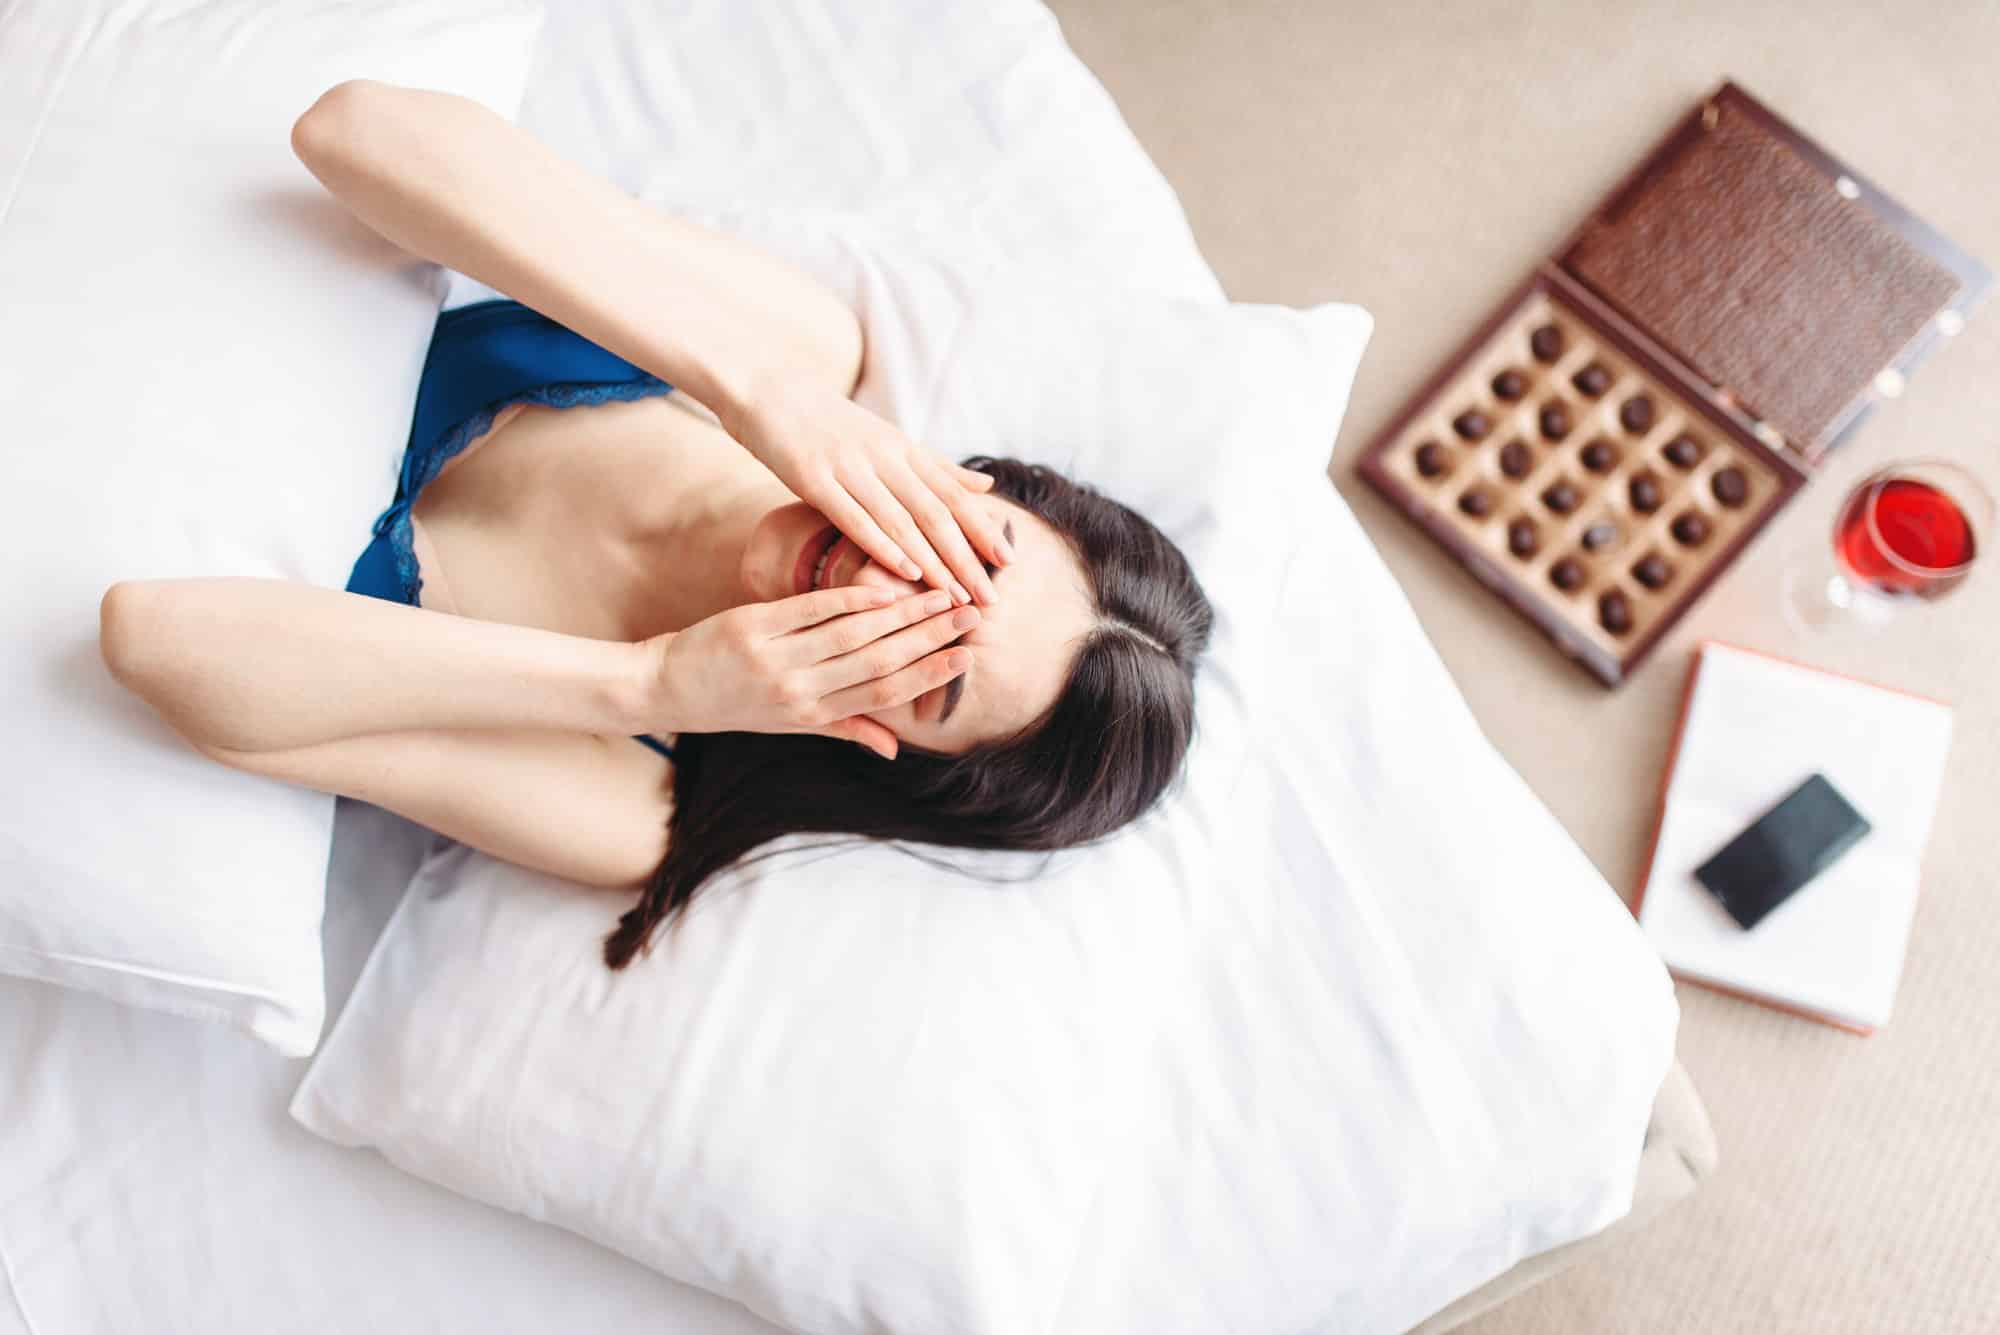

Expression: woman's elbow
xmin=290 ymin=79 xmax=431 ymax=181
xmin=99 ymin=581 xmax=197 ymax=721
xmin=292 ymin=80 xmax=371 ymax=168
xmin=98 ymin=580 xmax=157 ymax=693
xmin=100 ymin=583 xmax=247 ymax=765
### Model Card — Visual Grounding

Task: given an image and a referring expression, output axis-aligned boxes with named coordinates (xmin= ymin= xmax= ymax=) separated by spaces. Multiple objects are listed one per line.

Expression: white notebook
xmin=1637 ymin=641 xmax=1955 ymax=1034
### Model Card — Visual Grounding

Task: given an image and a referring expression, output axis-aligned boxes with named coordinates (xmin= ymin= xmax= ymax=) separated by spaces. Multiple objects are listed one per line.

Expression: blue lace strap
xmin=633 ymin=733 xmax=676 ymax=761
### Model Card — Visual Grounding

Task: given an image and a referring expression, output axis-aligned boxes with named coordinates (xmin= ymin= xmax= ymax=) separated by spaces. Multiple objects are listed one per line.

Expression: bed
xmin=0 ymin=790 xmax=1716 ymax=1335
xmin=0 ymin=2 xmax=1712 ymax=1331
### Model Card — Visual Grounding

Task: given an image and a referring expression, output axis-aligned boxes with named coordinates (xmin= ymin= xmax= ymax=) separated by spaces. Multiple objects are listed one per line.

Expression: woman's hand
xmin=291 ymin=83 xmax=1007 ymax=602
xmin=726 ymin=381 xmax=1013 ymax=606
xmin=644 ymin=584 xmax=978 ymax=759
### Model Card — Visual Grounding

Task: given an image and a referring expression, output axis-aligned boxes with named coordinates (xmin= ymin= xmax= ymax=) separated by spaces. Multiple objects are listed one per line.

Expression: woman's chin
xmin=740 ymin=511 xmax=795 ymax=601
xmin=739 ymin=557 xmax=779 ymax=604
xmin=740 ymin=500 xmax=831 ymax=604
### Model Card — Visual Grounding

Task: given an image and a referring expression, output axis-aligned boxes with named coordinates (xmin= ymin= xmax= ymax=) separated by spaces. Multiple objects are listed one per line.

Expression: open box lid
xmin=1558 ymin=81 xmax=1992 ymax=464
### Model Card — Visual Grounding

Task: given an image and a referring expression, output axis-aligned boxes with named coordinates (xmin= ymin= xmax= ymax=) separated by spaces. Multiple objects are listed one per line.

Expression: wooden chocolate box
xmin=1357 ymin=81 xmax=1991 ymax=685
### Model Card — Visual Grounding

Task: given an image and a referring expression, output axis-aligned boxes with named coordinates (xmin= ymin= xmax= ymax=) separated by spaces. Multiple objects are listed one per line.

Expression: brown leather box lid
xmin=1562 ymin=83 xmax=1982 ymax=457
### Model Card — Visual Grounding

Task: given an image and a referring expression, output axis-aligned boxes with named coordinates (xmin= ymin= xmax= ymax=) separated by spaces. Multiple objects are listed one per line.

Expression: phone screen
xmin=1693 ymin=773 xmax=1871 ymax=930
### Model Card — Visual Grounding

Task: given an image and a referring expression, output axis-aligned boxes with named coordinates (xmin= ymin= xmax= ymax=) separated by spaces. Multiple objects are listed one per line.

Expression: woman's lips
xmin=818 ymin=535 xmax=860 ymax=591
xmin=792 ymin=525 xmax=841 ymax=596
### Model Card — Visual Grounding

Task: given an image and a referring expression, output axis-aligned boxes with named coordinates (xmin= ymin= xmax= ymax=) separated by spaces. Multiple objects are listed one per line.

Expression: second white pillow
xmin=294 ymin=257 xmax=1677 ymax=1333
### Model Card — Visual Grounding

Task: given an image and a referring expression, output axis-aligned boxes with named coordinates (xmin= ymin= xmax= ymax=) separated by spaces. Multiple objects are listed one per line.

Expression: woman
xmin=99 ymin=81 xmax=1213 ymax=968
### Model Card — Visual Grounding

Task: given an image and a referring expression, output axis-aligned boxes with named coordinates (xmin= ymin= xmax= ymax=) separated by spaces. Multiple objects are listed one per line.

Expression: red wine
xmin=1834 ymin=477 xmax=1977 ymax=598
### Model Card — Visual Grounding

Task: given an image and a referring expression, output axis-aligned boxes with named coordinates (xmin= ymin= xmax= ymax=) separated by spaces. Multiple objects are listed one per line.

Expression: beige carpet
xmin=1043 ymin=2 xmax=2000 ymax=1330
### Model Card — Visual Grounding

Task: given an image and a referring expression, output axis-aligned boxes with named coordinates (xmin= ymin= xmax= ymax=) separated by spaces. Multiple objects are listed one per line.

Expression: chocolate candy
xmin=1367 ymin=297 xmax=1783 ymax=685
xmin=1711 ymin=466 xmax=1750 ymax=507
xmin=1663 ymin=434 xmax=1703 ymax=469
xmin=1671 ymin=511 xmax=1712 ymax=546
xmin=1539 ymin=403 xmax=1571 ymax=441
xmin=1507 ymin=517 xmax=1539 ymax=558
xmin=1632 ymin=554 xmax=1673 ymax=589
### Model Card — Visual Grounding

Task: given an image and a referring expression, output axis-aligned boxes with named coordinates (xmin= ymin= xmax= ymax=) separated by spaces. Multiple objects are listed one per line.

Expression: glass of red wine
xmin=1782 ymin=459 xmax=1991 ymax=632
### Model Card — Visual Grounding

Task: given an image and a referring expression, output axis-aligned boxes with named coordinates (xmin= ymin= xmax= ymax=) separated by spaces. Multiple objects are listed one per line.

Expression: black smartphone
xmin=1693 ymin=773 xmax=1872 ymax=930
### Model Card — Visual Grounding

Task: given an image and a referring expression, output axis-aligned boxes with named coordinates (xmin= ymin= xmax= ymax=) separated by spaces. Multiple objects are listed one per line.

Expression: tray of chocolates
xmin=1358 ymin=81 xmax=1991 ymax=686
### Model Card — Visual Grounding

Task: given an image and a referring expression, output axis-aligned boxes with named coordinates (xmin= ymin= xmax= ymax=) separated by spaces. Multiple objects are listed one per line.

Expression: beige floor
xmin=1044 ymin=2 xmax=2000 ymax=1331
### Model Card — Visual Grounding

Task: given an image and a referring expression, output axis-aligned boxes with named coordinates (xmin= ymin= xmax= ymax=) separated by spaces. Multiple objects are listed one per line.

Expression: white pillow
xmin=499 ymin=0 xmax=1222 ymax=305
xmin=0 ymin=0 xmax=545 ymax=1055
xmin=294 ymin=249 xmax=1679 ymax=1333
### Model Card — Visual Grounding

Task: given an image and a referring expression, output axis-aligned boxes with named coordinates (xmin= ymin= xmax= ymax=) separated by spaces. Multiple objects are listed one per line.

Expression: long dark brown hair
xmin=603 ymin=456 xmax=1214 ymax=968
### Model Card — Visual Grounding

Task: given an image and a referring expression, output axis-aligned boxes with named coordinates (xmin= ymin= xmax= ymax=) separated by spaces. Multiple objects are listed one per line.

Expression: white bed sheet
xmin=0 ymin=2 xmax=1220 ymax=1331
xmin=0 ymin=801 xmax=779 ymax=1335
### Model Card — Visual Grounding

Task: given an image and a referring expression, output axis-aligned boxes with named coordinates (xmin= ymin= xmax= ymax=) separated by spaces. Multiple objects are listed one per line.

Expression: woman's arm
xmin=288 ymin=79 xmax=857 ymax=424
xmin=99 ymin=578 xmax=651 ymax=753
xmin=98 ymin=577 xmax=972 ymax=758
xmin=98 ymin=577 xmax=956 ymax=888
xmin=288 ymin=80 xmax=1008 ymax=606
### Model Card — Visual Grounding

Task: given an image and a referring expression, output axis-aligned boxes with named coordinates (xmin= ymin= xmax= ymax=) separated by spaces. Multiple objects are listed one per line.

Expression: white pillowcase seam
xmin=289 ymin=845 xmax=454 ymax=1137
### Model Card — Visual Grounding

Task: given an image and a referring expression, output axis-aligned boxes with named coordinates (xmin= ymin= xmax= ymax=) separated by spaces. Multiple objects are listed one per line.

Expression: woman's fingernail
xmin=951 ymin=582 xmax=971 ymax=604
xmin=901 ymin=560 xmax=924 ymax=581
xmin=952 ymin=606 xmax=980 ymax=631
xmin=947 ymin=649 xmax=972 ymax=671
